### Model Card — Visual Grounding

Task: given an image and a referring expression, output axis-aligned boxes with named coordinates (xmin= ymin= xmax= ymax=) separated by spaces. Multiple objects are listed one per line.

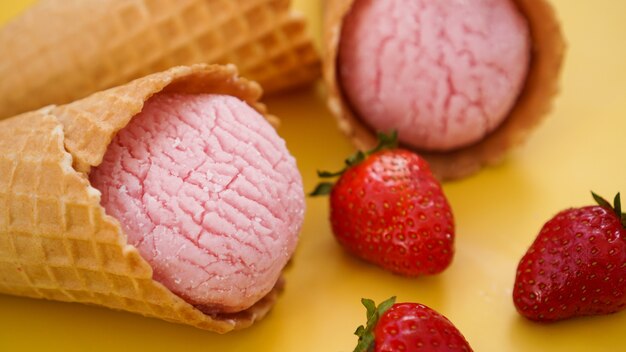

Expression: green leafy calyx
xmin=353 ymin=297 xmax=397 ymax=352
xmin=592 ymin=192 xmax=626 ymax=228
xmin=309 ymin=131 xmax=398 ymax=197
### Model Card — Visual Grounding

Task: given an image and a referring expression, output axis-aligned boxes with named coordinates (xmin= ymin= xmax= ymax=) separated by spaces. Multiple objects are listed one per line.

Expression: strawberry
xmin=311 ymin=132 xmax=454 ymax=276
xmin=513 ymin=192 xmax=626 ymax=321
xmin=354 ymin=297 xmax=473 ymax=352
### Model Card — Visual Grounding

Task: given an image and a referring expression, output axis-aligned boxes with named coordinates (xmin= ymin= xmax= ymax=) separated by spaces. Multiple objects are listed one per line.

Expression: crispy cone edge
xmin=0 ymin=64 xmax=285 ymax=333
xmin=0 ymin=0 xmax=321 ymax=119
xmin=322 ymin=0 xmax=566 ymax=180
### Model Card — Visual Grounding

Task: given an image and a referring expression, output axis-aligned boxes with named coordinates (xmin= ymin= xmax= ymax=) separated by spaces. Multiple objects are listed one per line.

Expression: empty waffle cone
xmin=0 ymin=64 xmax=286 ymax=333
xmin=0 ymin=0 xmax=320 ymax=120
xmin=322 ymin=0 xmax=565 ymax=181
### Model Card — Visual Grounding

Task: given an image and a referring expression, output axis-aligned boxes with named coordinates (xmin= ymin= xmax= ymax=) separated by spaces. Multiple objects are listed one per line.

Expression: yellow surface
xmin=1 ymin=1 xmax=626 ymax=351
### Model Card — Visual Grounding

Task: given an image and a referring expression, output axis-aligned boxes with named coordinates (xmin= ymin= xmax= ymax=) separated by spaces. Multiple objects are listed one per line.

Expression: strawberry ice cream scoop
xmin=339 ymin=0 xmax=531 ymax=151
xmin=89 ymin=93 xmax=304 ymax=314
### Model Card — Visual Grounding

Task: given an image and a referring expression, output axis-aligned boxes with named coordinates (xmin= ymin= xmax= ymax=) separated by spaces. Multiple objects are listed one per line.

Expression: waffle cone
xmin=322 ymin=0 xmax=565 ymax=180
xmin=0 ymin=64 xmax=285 ymax=333
xmin=0 ymin=0 xmax=320 ymax=120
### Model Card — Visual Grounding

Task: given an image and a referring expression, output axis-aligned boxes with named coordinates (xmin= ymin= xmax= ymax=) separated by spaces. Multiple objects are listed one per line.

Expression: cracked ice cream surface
xmin=90 ymin=93 xmax=304 ymax=313
xmin=339 ymin=0 xmax=531 ymax=151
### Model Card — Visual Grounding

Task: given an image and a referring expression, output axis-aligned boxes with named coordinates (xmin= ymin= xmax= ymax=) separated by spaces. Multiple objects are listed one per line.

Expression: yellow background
xmin=1 ymin=1 xmax=626 ymax=351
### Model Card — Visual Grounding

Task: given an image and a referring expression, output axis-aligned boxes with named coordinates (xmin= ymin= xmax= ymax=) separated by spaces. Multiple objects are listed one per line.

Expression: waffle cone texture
xmin=322 ymin=0 xmax=566 ymax=181
xmin=0 ymin=64 xmax=284 ymax=333
xmin=0 ymin=0 xmax=320 ymax=119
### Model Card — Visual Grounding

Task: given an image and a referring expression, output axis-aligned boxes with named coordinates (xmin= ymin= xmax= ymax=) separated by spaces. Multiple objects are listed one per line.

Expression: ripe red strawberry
xmin=354 ymin=297 xmax=473 ymax=352
xmin=513 ymin=192 xmax=626 ymax=321
xmin=311 ymin=132 xmax=454 ymax=276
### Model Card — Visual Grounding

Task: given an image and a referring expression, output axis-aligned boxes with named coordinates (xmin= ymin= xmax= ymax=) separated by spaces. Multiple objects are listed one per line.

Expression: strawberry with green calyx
xmin=311 ymin=131 xmax=455 ymax=276
xmin=354 ymin=297 xmax=473 ymax=352
xmin=310 ymin=131 xmax=399 ymax=196
xmin=513 ymin=192 xmax=626 ymax=321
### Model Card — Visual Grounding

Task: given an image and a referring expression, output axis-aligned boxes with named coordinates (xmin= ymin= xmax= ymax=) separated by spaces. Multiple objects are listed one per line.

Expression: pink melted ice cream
xmin=339 ymin=0 xmax=531 ymax=151
xmin=90 ymin=93 xmax=304 ymax=313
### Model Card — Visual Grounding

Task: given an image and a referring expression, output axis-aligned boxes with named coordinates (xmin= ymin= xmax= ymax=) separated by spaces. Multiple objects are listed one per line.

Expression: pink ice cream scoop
xmin=339 ymin=0 xmax=531 ymax=151
xmin=90 ymin=93 xmax=304 ymax=314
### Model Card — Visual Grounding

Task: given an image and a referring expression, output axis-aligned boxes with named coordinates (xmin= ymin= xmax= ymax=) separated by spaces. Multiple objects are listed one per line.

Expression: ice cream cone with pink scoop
xmin=323 ymin=0 xmax=566 ymax=180
xmin=0 ymin=64 xmax=305 ymax=333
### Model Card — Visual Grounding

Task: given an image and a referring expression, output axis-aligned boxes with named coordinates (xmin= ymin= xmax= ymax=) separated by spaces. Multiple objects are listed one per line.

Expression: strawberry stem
xmin=592 ymin=192 xmax=626 ymax=228
xmin=317 ymin=170 xmax=345 ymax=178
xmin=309 ymin=182 xmax=334 ymax=196
xmin=592 ymin=192 xmax=612 ymax=209
xmin=616 ymin=193 xmax=626 ymax=228
xmin=310 ymin=131 xmax=398 ymax=197
xmin=354 ymin=297 xmax=397 ymax=352
xmin=367 ymin=131 xmax=399 ymax=158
